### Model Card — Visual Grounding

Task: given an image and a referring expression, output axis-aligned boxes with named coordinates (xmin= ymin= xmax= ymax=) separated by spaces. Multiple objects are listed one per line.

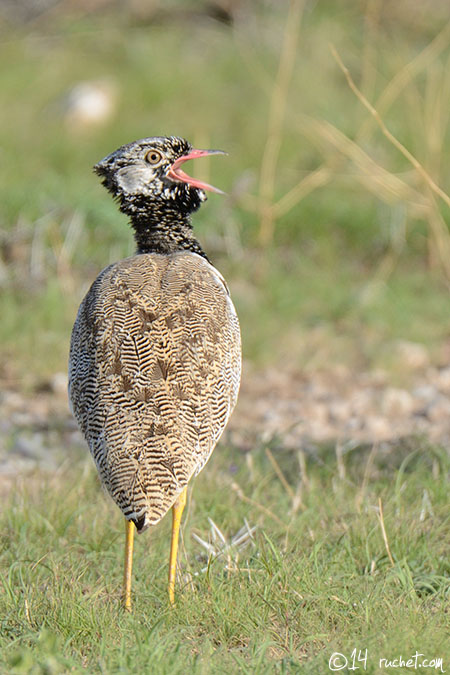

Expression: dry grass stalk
xmin=423 ymin=59 xmax=450 ymax=178
xmin=423 ymin=194 xmax=450 ymax=279
xmin=355 ymin=444 xmax=378 ymax=513
xmin=297 ymin=449 xmax=309 ymax=491
xmin=358 ymin=21 xmax=450 ymax=143
xmin=360 ymin=0 xmax=382 ymax=102
xmin=335 ymin=442 xmax=346 ymax=481
xmin=289 ymin=481 xmax=305 ymax=516
xmin=273 ymin=165 xmax=332 ymax=219
xmin=299 ymin=115 xmax=425 ymax=207
xmin=24 ymin=597 xmax=32 ymax=626
xmin=293 ymin=43 xmax=450 ymax=279
xmin=258 ymin=0 xmax=304 ymax=246
xmin=330 ymin=44 xmax=450 ymax=212
xmin=265 ymin=447 xmax=295 ymax=500
xmin=230 ymin=480 xmax=286 ymax=528
xmin=419 ymin=489 xmax=434 ymax=522
xmin=377 ymin=497 xmax=395 ymax=567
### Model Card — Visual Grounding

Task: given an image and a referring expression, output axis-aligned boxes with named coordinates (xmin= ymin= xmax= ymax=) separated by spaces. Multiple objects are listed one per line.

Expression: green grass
xmin=1 ymin=442 xmax=449 ymax=673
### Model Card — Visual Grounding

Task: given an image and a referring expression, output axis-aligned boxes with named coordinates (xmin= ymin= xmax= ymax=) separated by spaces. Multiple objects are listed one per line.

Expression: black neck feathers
xmin=118 ymin=193 xmax=209 ymax=261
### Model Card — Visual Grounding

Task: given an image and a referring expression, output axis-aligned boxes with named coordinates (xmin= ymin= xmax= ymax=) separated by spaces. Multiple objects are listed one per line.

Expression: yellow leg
xmin=123 ymin=518 xmax=135 ymax=611
xmin=168 ymin=486 xmax=187 ymax=606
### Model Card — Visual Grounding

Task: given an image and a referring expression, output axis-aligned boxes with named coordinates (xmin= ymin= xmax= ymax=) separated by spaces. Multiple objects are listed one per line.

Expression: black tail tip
xmin=132 ymin=514 xmax=148 ymax=533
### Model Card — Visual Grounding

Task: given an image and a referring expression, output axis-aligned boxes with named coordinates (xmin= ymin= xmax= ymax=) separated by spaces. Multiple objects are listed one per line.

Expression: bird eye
xmin=145 ymin=150 xmax=163 ymax=165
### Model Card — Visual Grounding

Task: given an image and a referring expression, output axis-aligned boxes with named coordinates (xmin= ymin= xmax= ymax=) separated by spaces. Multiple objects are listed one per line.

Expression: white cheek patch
xmin=117 ymin=164 xmax=156 ymax=194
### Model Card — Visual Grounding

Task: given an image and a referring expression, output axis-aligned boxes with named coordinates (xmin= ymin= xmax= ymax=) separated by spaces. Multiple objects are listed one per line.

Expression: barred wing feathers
xmin=69 ymin=251 xmax=241 ymax=532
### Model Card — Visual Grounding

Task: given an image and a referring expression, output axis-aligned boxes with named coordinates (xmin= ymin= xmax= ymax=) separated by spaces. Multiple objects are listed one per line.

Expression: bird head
xmin=94 ymin=136 xmax=226 ymax=213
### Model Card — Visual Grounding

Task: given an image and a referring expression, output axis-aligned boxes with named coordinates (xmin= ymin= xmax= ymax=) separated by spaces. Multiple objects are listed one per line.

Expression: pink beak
xmin=167 ymin=148 xmax=226 ymax=195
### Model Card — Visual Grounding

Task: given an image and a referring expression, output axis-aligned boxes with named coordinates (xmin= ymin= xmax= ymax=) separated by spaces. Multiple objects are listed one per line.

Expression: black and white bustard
xmin=68 ymin=136 xmax=241 ymax=608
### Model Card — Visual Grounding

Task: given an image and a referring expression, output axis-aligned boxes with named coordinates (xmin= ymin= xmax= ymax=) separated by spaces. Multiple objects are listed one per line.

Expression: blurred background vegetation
xmin=1 ymin=0 xmax=450 ymax=382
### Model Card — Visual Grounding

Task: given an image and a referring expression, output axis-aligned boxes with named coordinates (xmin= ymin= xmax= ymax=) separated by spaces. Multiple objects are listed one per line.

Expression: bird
xmin=68 ymin=136 xmax=241 ymax=609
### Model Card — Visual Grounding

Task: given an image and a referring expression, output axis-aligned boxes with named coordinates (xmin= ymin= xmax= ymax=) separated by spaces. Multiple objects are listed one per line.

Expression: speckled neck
xmin=119 ymin=194 xmax=209 ymax=261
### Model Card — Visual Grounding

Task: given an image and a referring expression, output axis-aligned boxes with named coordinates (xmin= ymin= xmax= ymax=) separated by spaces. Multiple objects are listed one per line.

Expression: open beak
xmin=167 ymin=148 xmax=226 ymax=195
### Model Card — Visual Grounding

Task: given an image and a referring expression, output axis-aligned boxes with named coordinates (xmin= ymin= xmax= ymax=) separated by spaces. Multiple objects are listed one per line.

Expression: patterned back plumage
xmin=69 ymin=251 xmax=241 ymax=532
